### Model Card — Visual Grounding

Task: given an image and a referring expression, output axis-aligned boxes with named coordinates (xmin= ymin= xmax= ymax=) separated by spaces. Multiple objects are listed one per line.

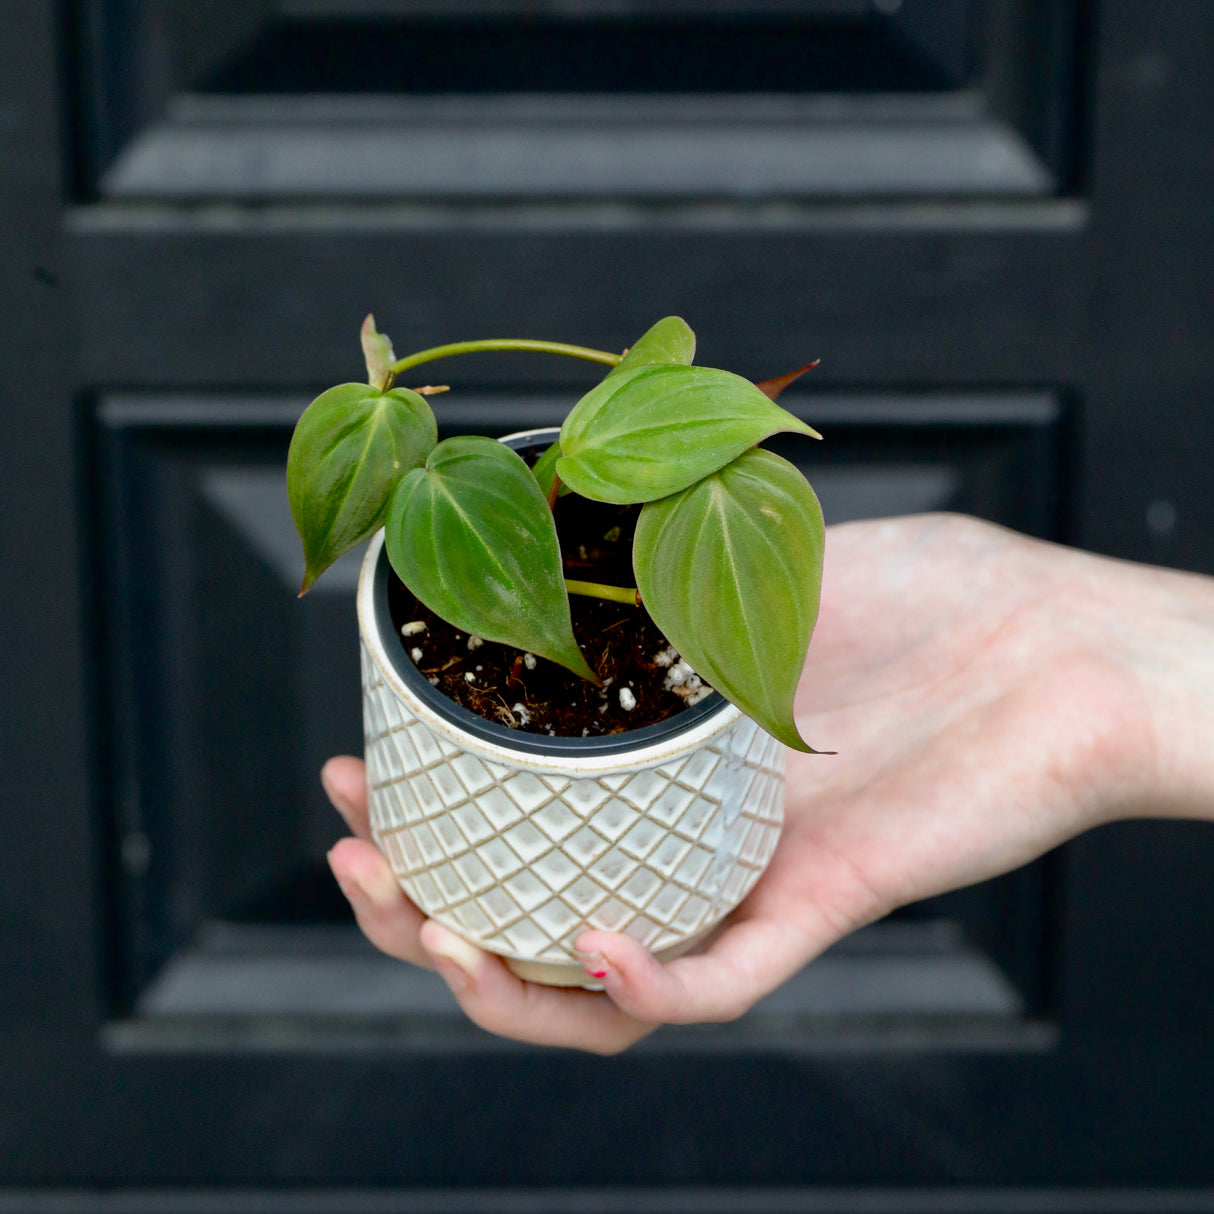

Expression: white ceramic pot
xmin=356 ymin=431 xmax=786 ymax=988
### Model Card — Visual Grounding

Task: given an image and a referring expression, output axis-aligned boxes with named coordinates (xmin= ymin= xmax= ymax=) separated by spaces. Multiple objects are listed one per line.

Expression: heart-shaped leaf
xmin=385 ymin=436 xmax=596 ymax=682
xmin=603 ymin=315 xmax=696 ymax=381
xmin=531 ymin=317 xmax=697 ymax=500
xmin=288 ymin=383 xmax=437 ymax=595
xmin=633 ymin=448 xmax=826 ymax=752
xmin=557 ymin=363 xmax=822 ymax=504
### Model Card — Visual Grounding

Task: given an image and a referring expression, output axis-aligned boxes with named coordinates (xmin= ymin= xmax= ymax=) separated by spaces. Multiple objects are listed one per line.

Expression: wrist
xmin=1080 ymin=555 xmax=1214 ymax=824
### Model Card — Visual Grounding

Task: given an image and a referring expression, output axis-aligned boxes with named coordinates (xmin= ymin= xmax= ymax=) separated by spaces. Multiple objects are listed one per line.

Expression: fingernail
xmin=423 ymin=924 xmax=481 ymax=994
xmin=321 ymin=766 xmax=357 ymax=829
xmin=575 ymin=947 xmax=610 ymax=982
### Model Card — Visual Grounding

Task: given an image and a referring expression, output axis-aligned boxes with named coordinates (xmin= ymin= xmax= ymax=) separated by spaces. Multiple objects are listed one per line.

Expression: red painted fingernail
xmin=576 ymin=948 xmax=610 ymax=981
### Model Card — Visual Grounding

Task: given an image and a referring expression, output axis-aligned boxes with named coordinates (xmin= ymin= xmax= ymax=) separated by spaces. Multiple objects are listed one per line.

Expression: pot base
xmin=503 ymin=928 xmax=713 ymax=990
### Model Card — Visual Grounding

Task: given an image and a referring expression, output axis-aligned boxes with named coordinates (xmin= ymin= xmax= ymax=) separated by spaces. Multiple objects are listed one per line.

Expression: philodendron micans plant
xmin=288 ymin=315 xmax=827 ymax=752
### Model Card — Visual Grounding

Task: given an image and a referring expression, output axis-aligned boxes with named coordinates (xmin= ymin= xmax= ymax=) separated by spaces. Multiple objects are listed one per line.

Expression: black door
xmin=4 ymin=3 xmax=1214 ymax=1209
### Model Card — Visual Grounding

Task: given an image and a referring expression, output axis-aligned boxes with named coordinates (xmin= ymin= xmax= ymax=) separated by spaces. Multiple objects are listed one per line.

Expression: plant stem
xmin=390 ymin=339 xmax=622 ymax=376
xmin=565 ymin=579 xmax=641 ymax=606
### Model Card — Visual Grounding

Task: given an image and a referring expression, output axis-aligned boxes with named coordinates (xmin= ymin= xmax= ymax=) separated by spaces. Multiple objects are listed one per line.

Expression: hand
xmin=325 ymin=514 xmax=1214 ymax=1052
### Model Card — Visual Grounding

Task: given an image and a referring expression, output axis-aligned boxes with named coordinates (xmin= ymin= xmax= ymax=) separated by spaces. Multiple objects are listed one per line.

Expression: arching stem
xmin=390 ymin=339 xmax=622 ymax=377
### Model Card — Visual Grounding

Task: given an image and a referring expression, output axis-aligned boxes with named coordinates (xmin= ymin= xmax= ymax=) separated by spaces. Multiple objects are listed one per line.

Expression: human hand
xmin=325 ymin=513 xmax=1214 ymax=1052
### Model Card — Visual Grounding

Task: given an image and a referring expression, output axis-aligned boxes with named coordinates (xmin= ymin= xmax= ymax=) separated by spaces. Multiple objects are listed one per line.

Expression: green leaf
xmin=557 ymin=363 xmax=822 ymax=504
xmin=360 ymin=313 xmax=397 ymax=391
xmin=385 ymin=436 xmax=596 ymax=682
xmin=531 ymin=318 xmax=696 ymax=501
xmin=603 ymin=315 xmax=696 ymax=381
xmin=633 ymin=448 xmax=826 ymax=752
xmin=288 ymin=383 xmax=437 ymax=595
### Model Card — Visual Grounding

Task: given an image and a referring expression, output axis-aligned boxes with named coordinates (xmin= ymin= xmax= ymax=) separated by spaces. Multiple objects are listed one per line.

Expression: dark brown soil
xmin=386 ymin=458 xmax=713 ymax=738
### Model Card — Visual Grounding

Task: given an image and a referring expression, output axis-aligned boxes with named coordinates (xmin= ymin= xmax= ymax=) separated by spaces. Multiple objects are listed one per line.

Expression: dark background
xmin=3 ymin=2 xmax=1214 ymax=1211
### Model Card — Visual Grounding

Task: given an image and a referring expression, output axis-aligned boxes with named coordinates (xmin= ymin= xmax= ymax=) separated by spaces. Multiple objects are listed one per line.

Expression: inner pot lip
xmin=359 ymin=426 xmax=737 ymax=763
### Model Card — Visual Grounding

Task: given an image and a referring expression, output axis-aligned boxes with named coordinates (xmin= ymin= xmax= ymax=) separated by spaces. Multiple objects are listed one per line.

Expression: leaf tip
xmin=569 ymin=650 xmax=600 ymax=686
xmin=298 ymin=565 xmax=322 ymax=597
xmin=786 ymin=738 xmax=836 ymax=755
xmin=777 ymin=716 xmax=834 ymax=753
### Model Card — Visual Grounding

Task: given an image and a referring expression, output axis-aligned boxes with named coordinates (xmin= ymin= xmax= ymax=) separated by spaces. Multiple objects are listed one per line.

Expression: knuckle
xmin=659 ymin=989 xmax=748 ymax=1025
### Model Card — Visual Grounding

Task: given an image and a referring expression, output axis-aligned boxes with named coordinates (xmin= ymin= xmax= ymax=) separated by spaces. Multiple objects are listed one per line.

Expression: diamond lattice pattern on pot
xmin=361 ymin=644 xmax=785 ymax=964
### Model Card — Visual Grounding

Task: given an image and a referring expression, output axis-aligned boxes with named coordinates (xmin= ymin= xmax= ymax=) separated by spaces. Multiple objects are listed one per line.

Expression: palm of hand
xmin=750 ymin=515 xmax=1143 ymax=973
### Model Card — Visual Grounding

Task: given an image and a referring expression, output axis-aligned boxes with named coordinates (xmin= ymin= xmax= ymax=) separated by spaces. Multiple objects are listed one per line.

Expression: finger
xmin=419 ymin=921 xmax=657 ymax=1055
xmin=573 ymin=915 xmax=827 ymax=1025
xmin=321 ymin=755 xmax=371 ymax=840
xmin=328 ymin=836 xmax=431 ymax=969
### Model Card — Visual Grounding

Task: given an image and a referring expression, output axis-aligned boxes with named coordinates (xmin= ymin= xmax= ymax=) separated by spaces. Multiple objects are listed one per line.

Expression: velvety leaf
xmin=385 ymin=436 xmax=596 ymax=682
xmin=603 ymin=315 xmax=696 ymax=381
xmin=557 ymin=363 xmax=823 ymax=504
xmin=288 ymin=383 xmax=437 ymax=595
xmin=533 ymin=317 xmax=695 ymax=500
xmin=360 ymin=313 xmax=397 ymax=390
xmin=633 ymin=448 xmax=826 ymax=752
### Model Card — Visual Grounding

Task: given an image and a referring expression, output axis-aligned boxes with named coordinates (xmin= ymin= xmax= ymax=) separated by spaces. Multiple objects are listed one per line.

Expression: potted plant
xmin=288 ymin=315 xmax=828 ymax=986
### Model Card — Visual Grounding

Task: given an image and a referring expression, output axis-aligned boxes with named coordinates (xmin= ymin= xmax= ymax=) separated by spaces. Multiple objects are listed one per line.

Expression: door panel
xmin=5 ymin=0 xmax=1214 ymax=1203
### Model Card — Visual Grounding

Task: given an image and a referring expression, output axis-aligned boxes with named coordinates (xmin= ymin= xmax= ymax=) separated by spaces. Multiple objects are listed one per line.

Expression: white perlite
xmin=653 ymin=645 xmax=679 ymax=668
xmin=410 ymin=647 xmax=423 ymax=662
xmin=467 ymin=635 xmax=484 ymax=651
xmin=663 ymin=658 xmax=697 ymax=689
xmin=618 ymin=686 xmax=637 ymax=711
xmin=400 ymin=621 xmax=427 ymax=637
xmin=512 ymin=702 xmax=531 ymax=725
xmin=464 ymin=671 xmax=476 ymax=683
xmin=664 ymin=657 xmax=713 ymax=706
xmin=523 ymin=653 xmax=537 ymax=670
